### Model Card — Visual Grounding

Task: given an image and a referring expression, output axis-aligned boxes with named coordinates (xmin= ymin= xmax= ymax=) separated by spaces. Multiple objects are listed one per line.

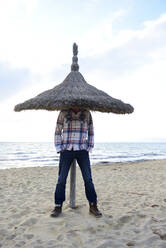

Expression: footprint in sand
xmin=20 ymin=217 xmax=38 ymax=227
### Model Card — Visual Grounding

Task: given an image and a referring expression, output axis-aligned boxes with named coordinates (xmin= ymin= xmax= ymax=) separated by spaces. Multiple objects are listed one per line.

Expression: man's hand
xmin=58 ymin=150 xmax=65 ymax=153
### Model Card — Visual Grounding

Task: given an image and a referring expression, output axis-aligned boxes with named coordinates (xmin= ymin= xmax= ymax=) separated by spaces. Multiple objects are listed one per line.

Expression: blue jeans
xmin=54 ymin=150 xmax=97 ymax=205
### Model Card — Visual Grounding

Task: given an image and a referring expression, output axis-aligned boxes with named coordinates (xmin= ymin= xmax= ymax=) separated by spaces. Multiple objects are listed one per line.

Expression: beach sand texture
xmin=1 ymin=160 xmax=166 ymax=248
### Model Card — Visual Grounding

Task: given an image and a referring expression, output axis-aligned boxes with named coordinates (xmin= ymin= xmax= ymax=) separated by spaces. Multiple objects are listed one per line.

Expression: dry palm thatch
xmin=14 ymin=43 xmax=134 ymax=114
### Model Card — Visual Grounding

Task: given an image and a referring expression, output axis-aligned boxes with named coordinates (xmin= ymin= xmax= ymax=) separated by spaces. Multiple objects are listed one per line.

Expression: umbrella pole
xmin=69 ymin=159 xmax=76 ymax=208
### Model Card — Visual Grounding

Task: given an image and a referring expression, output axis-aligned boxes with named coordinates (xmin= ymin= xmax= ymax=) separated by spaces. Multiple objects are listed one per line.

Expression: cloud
xmin=0 ymin=0 xmax=130 ymax=74
xmin=0 ymin=1 xmax=166 ymax=143
xmin=79 ymin=13 xmax=166 ymax=80
xmin=0 ymin=63 xmax=32 ymax=101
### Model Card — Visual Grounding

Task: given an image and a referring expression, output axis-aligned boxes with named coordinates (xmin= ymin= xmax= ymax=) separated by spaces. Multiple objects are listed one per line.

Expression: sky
xmin=0 ymin=0 xmax=166 ymax=143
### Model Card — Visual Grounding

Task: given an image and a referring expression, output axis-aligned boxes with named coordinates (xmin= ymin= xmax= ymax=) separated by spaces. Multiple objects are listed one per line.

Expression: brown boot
xmin=89 ymin=201 xmax=102 ymax=217
xmin=50 ymin=205 xmax=62 ymax=217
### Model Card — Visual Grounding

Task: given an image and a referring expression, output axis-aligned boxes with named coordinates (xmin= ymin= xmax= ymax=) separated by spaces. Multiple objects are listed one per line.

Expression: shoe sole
xmin=89 ymin=211 xmax=102 ymax=218
xmin=50 ymin=212 xmax=62 ymax=218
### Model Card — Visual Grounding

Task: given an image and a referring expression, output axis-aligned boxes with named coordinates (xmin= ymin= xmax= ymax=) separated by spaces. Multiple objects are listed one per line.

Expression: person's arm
xmin=54 ymin=111 xmax=64 ymax=153
xmin=87 ymin=111 xmax=94 ymax=152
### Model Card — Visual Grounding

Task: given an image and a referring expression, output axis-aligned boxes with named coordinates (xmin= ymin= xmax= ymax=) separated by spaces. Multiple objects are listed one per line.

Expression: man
xmin=51 ymin=107 xmax=102 ymax=217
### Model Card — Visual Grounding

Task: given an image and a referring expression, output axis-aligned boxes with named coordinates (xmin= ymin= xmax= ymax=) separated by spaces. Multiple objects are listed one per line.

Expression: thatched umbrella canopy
xmin=14 ymin=43 xmax=134 ymax=114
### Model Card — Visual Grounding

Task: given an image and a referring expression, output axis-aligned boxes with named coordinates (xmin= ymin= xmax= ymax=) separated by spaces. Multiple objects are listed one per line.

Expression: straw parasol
xmin=14 ymin=43 xmax=134 ymax=114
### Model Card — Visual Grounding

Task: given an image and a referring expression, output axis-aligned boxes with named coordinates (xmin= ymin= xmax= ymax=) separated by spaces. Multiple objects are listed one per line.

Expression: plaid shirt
xmin=54 ymin=109 xmax=94 ymax=153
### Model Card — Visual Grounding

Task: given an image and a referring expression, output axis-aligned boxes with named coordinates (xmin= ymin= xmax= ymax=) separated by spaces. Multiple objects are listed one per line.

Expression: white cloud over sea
xmin=0 ymin=0 xmax=166 ymax=142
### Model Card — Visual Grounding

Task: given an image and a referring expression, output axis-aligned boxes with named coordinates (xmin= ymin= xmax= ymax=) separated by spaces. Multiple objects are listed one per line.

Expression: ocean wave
xmin=1 ymin=142 xmax=166 ymax=169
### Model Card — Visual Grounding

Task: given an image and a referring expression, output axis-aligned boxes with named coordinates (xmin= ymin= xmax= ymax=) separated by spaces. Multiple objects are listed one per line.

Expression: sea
xmin=0 ymin=142 xmax=166 ymax=170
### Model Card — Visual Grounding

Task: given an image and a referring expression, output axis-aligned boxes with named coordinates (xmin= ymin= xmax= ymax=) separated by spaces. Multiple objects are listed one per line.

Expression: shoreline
xmin=1 ymin=159 xmax=166 ymax=247
xmin=1 ymin=157 xmax=166 ymax=171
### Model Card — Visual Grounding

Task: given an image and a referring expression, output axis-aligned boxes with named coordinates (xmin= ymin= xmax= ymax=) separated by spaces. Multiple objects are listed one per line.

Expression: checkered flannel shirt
xmin=54 ymin=109 xmax=94 ymax=153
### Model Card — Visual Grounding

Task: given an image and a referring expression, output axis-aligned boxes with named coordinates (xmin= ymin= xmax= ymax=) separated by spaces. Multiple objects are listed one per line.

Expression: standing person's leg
xmin=51 ymin=150 xmax=74 ymax=217
xmin=76 ymin=150 xmax=102 ymax=217
xmin=76 ymin=150 xmax=97 ymax=203
xmin=54 ymin=150 xmax=74 ymax=204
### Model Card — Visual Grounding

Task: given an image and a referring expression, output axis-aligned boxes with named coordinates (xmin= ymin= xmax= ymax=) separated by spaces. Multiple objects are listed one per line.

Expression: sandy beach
xmin=1 ymin=159 xmax=166 ymax=248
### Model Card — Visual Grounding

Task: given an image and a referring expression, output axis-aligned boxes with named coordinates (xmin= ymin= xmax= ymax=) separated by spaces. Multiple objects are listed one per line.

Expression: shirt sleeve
xmin=87 ymin=111 xmax=94 ymax=152
xmin=54 ymin=111 xmax=64 ymax=153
